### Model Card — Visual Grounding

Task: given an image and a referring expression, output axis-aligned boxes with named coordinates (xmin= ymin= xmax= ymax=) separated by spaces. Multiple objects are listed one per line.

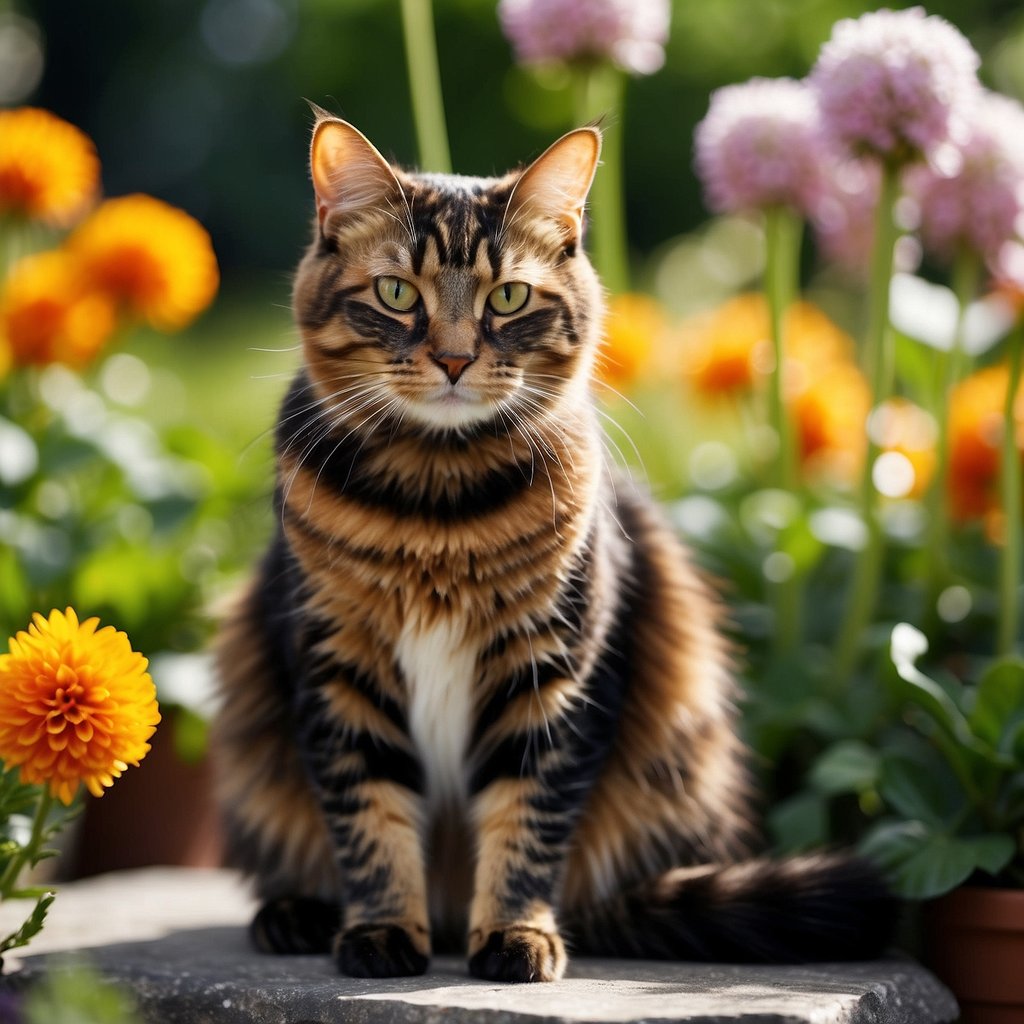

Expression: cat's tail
xmin=565 ymin=854 xmax=897 ymax=963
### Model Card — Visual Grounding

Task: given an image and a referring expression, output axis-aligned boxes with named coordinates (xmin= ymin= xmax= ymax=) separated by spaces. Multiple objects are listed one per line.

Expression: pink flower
xmin=694 ymin=77 xmax=825 ymax=216
xmin=498 ymin=0 xmax=670 ymax=75
xmin=907 ymin=91 xmax=1024 ymax=263
xmin=812 ymin=159 xmax=882 ymax=272
xmin=809 ymin=7 xmax=981 ymax=167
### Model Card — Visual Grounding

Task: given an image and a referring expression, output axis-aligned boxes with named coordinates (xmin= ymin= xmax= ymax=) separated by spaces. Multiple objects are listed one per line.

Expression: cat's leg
xmin=466 ymin=676 xmax=615 ymax=983
xmin=297 ymin=668 xmax=431 ymax=978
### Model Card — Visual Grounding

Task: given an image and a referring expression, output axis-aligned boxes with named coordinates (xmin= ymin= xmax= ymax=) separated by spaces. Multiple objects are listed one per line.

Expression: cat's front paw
xmin=468 ymin=925 xmax=567 ymax=983
xmin=335 ymin=923 xmax=429 ymax=978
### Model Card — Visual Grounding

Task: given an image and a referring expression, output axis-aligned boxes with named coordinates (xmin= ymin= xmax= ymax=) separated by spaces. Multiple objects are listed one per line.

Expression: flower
xmin=0 ymin=609 xmax=159 ymax=805
xmin=809 ymin=7 xmax=981 ymax=167
xmin=694 ymin=78 xmax=825 ymax=216
xmin=907 ymin=91 xmax=1024 ymax=264
xmin=948 ymin=364 xmax=1024 ymax=525
xmin=0 ymin=250 xmax=116 ymax=368
xmin=812 ymin=159 xmax=882 ymax=272
xmin=0 ymin=108 xmax=99 ymax=227
xmin=869 ymin=398 xmax=938 ymax=499
xmin=598 ymin=292 xmax=668 ymax=389
xmin=67 ymin=195 xmax=219 ymax=331
xmin=498 ymin=0 xmax=670 ymax=75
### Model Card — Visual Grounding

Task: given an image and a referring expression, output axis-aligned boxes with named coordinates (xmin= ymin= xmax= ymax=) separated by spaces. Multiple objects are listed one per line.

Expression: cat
xmin=212 ymin=111 xmax=894 ymax=983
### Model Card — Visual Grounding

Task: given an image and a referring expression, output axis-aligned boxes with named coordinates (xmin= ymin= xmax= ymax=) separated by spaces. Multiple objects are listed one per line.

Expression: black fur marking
xmin=250 ymin=897 xmax=340 ymax=955
xmin=337 ymin=924 xmax=429 ymax=978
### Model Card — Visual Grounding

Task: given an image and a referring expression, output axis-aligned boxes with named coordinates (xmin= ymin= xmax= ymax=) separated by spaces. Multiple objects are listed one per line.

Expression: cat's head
xmin=292 ymin=114 xmax=603 ymax=435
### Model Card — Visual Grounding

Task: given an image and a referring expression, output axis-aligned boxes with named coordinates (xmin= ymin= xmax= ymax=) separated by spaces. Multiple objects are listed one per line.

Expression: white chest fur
xmin=395 ymin=618 xmax=476 ymax=808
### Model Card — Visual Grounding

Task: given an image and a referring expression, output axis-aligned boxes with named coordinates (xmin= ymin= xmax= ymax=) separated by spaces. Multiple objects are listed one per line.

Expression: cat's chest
xmin=395 ymin=617 xmax=476 ymax=809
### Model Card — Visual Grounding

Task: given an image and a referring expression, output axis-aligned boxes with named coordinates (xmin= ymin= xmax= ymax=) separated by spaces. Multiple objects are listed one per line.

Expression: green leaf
xmin=970 ymin=658 xmax=1024 ymax=760
xmin=0 ymin=890 xmax=55 ymax=956
xmin=879 ymin=754 xmax=967 ymax=829
xmin=810 ymin=740 xmax=881 ymax=796
xmin=768 ymin=791 xmax=829 ymax=854
xmin=860 ymin=821 xmax=1015 ymax=899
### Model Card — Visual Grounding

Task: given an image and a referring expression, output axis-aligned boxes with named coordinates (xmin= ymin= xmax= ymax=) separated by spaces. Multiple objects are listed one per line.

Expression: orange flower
xmin=68 ymin=194 xmax=219 ymax=331
xmin=870 ymin=398 xmax=938 ymax=500
xmin=0 ymin=250 xmax=117 ymax=368
xmin=598 ymin=293 xmax=669 ymax=390
xmin=790 ymin=361 xmax=871 ymax=485
xmin=0 ymin=108 xmax=99 ymax=227
xmin=948 ymin=364 xmax=1024 ymax=523
xmin=0 ymin=608 xmax=160 ymax=805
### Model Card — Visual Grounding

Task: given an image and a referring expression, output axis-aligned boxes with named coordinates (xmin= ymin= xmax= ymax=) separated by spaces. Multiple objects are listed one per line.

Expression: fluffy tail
xmin=566 ymin=854 xmax=897 ymax=963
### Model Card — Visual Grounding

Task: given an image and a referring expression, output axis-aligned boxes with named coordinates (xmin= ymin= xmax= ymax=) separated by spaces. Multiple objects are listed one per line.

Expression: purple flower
xmin=809 ymin=7 xmax=981 ymax=167
xmin=907 ymin=91 xmax=1024 ymax=263
xmin=694 ymin=77 xmax=826 ymax=216
xmin=811 ymin=158 xmax=882 ymax=271
xmin=498 ymin=0 xmax=670 ymax=75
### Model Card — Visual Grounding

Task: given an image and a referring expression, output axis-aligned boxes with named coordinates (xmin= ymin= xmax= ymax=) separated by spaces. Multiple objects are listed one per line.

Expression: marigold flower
xmin=809 ymin=7 xmax=981 ymax=167
xmin=498 ymin=0 xmax=670 ymax=75
xmin=907 ymin=91 xmax=1024 ymax=264
xmin=0 ymin=608 xmax=160 ymax=806
xmin=948 ymin=364 xmax=1024 ymax=524
xmin=0 ymin=107 xmax=99 ymax=227
xmin=67 ymin=195 xmax=219 ymax=332
xmin=598 ymin=292 xmax=668 ymax=390
xmin=694 ymin=78 xmax=826 ymax=217
xmin=0 ymin=250 xmax=117 ymax=369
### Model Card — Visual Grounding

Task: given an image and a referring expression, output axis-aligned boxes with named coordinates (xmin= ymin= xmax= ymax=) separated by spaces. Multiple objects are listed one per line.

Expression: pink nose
xmin=431 ymin=352 xmax=475 ymax=384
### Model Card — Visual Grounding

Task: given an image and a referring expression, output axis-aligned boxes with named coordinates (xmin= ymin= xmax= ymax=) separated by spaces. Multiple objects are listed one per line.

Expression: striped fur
xmin=212 ymin=117 xmax=894 ymax=982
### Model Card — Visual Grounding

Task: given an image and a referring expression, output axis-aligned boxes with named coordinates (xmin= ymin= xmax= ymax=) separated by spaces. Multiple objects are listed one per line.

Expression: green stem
xmin=924 ymin=249 xmax=980 ymax=624
xmin=834 ymin=159 xmax=902 ymax=685
xmin=0 ymin=789 xmax=54 ymax=896
xmin=999 ymin=323 xmax=1024 ymax=657
xmin=763 ymin=205 xmax=803 ymax=654
xmin=574 ymin=63 xmax=629 ymax=294
xmin=399 ymin=0 xmax=451 ymax=173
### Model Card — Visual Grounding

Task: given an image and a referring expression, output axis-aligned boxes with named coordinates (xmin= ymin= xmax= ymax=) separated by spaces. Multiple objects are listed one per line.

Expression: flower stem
xmin=574 ymin=62 xmax=629 ymax=294
xmin=0 ymin=789 xmax=54 ymax=896
xmin=763 ymin=205 xmax=803 ymax=654
xmin=399 ymin=0 xmax=451 ymax=173
xmin=999 ymin=323 xmax=1024 ymax=657
xmin=924 ymin=249 xmax=980 ymax=625
xmin=834 ymin=159 xmax=901 ymax=684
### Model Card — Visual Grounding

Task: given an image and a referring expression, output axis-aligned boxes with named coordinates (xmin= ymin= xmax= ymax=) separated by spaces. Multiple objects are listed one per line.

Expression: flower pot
xmin=926 ymin=886 xmax=1024 ymax=1024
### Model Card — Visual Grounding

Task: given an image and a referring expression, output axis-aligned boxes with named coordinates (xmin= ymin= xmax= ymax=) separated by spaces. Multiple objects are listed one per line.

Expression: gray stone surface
xmin=0 ymin=868 xmax=959 ymax=1024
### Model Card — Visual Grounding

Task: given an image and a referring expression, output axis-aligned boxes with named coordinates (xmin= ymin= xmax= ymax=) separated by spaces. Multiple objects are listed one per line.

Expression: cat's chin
xmin=403 ymin=392 xmax=498 ymax=432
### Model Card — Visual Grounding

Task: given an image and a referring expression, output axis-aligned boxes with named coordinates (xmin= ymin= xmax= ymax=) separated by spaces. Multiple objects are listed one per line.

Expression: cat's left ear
xmin=506 ymin=127 xmax=601 ymax=246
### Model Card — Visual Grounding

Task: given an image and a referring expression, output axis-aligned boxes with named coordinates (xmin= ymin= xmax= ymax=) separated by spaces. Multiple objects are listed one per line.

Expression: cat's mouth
xmin=404 ymin=381 xmax=500 ymax=430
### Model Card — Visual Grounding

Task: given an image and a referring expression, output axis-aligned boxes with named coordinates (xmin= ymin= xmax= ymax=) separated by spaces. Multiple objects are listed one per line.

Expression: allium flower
xmin=598 ymin=293 xmax=668 ymax=389
xmin=809 ymin=7 xmax=981 ymax=167
xmin=67 ymin=195 xmax=219 ymax=332
xmin=948 ymin=364 xmax=1023 ymax=525
xmin=0 ymin=108 xmax=99 ymax=227
xmin=694 ymin=78 xmax=826 ymax=216
xmin=0 ymin=250 xmax=116 ymax=368
xmin=498 ymin=0 xmax=670 ymax=75
xmin=908 ymin=91 xmax=1024 ymax=263
xmin=812 ymin=159 xmax=882 ymax=271
xmin=0 ymin=608 xmax=160 ymax=805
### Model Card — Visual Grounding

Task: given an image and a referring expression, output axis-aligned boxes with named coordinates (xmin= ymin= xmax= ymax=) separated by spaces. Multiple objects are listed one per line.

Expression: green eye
xmin=376 ymin=276 xmax=420 ymax=312
xmin=488 ymin=281 xmax=530 ymax=315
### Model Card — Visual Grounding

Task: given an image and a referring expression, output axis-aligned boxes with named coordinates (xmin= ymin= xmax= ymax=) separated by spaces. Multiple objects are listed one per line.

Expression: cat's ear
xmin=506 ymin=127 xmax=602 ymax=245
xmin=310 ymin=114 xmax=403 ymax=227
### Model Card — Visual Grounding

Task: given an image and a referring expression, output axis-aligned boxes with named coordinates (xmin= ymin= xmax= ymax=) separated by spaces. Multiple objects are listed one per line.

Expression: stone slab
xmin=0 ymin=868 xmax=959 ymax=1024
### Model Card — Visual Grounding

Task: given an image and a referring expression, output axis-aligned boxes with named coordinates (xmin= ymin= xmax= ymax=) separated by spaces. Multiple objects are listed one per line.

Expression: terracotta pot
xmin=926 ymin=886 xmax=1024 ymax=1024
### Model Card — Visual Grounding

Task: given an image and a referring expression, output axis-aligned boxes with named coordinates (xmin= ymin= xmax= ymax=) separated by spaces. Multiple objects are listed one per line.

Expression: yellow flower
xmin=67 ymin=194 xmax=219 ymax=331
xmin=0 ymin=250 xmax=117 ymax=369
xmin=0 ymin=108 xmax=99 ymax=227
xmin=0 ymin=609 xmax=160 ymax=805
xmin=598 ymin=293 xmax=668 ymax=390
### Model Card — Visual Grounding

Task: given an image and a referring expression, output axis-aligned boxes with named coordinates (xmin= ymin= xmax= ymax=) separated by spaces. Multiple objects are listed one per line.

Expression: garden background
xmin=3 ymin=0 xmax=1024 ymax=919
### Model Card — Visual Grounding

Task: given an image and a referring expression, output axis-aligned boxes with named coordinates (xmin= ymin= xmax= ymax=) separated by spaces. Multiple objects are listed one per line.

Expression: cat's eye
xmin=376 ymin=276 xmax=420 ymax=312
xmin=488 ymin=281 xmax=530 ymax=315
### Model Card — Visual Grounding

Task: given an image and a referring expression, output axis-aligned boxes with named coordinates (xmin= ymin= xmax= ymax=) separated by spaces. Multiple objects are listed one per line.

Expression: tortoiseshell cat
xmin=213 ymin=113 xmax=893 ymax=982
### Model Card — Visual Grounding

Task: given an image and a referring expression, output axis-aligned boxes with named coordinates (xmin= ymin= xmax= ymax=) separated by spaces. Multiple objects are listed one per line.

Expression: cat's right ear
xmin=310 ymin=115 xmax=403 ymax=229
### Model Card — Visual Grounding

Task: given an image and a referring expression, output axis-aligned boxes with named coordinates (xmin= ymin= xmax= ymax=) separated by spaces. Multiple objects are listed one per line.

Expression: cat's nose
xmin=431 ymin=352 xmax=476 ymax=385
